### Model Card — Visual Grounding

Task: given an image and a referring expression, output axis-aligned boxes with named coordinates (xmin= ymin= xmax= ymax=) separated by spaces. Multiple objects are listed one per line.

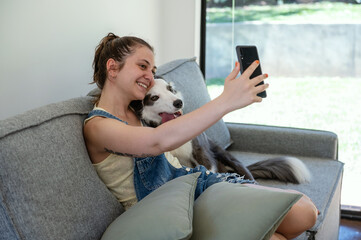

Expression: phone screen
xmin=236 ymin=46 xmax=267 ymax=98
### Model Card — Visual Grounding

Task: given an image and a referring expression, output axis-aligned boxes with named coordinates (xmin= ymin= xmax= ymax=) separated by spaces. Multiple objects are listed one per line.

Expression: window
xmin=201 ymin=0 xmax=361 ymax=209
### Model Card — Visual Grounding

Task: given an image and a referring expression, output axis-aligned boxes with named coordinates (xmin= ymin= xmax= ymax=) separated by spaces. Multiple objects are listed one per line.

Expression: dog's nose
xmin=173 ymin=99 xmax=183 ymax=109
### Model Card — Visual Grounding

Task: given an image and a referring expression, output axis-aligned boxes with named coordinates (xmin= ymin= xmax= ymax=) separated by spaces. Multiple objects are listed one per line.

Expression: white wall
xmin=0 ymin=0 xmax=200 ymax=120
xmin=158 ymin=0 xmax=201 ymax=64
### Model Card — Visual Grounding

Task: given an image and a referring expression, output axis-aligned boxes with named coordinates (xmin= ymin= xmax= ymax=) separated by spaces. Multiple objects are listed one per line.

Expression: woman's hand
xmin=220 ymin=60 xmax=269 ymax=113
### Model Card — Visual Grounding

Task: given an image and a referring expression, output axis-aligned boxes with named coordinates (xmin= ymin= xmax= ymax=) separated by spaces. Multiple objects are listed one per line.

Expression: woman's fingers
xmin=252 ymin=74 xmax=269 ymax=102
xmin=225 ymin=61 xmax=241 ymax=82
xmin=254 ymin=82 xmax=269 ymax=100
xmin=242 ymin=60 xmax=260 ymax=79
xmin=221 ymin=60 xmax=269 ymax=110
xmin=252 ymin=73 xmax=269 ymax=86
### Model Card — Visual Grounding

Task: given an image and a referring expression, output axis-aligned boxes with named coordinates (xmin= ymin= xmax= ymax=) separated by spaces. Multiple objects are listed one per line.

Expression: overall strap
xmin=87 ymin=109 xmax=129 ymax=124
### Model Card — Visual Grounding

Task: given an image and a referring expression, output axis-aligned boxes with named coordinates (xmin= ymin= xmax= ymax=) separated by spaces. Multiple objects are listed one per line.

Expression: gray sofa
xmin=0 ymin=58 xmax=344 ymax=240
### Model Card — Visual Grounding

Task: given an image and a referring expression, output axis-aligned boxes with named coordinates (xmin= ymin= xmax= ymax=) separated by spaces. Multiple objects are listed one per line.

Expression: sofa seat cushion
xmin=228 ymin=151 xmax=344 ymax=239
xmin=0 ymin=97 xmax=123 ymax=240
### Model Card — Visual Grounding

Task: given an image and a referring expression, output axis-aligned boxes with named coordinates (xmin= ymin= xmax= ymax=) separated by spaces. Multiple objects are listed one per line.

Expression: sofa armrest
xmin=226 ymin=122 xmax=338 ymax=160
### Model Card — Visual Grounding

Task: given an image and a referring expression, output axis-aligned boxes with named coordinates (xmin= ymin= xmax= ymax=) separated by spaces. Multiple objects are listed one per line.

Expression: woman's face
xmin=115 ymin=46 xmax=156 ymax=101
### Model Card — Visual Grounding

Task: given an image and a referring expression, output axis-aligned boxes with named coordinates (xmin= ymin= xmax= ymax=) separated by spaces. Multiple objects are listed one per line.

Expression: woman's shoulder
xmin=86 ymin=107 xmax=129 ymax=124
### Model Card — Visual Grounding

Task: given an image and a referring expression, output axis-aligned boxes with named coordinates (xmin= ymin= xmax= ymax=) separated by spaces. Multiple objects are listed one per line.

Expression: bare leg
xmin=270 ymin=232 xmax=287 ymax=240
xmin=244 ymin=184 xmax=318 ymax=239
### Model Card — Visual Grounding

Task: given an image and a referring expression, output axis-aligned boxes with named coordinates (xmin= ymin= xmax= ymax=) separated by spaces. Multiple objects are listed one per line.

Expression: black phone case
xmin=236 ymin=46 xmax=267 ymax=98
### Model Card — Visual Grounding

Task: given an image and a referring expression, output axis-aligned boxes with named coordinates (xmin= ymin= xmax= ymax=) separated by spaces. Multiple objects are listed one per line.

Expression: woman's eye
xmin=140 ymin=65 xmax=146 ymax=69
xmin=151 ymin=96 xmax=159 ymax=101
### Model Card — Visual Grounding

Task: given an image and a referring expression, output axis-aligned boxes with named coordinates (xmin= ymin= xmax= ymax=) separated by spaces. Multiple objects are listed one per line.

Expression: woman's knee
xmin=280 ymin=189 xmax=318 ymax=228
xmin=298 ymin=194 xmax=318 ymax=228
xmin=277 ymin=193 xmax=318 ymax=239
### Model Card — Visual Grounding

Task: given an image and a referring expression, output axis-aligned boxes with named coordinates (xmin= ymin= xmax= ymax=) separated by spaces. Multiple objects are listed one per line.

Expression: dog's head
xmin=131 ymin=77 xmax=183 ymax=127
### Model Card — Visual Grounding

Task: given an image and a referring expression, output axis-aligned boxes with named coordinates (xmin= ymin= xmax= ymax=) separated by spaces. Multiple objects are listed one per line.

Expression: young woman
xmin=83 ymin=33 xmax=318 ymax=240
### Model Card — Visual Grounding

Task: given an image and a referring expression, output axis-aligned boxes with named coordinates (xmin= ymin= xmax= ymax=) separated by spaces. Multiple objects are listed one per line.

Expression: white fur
xmin=141 ymin=79 xmax=183 ymax=125
xmin=143 ymin=79 xmax=197 ymax=167
xmin=285 ymin=157 xmax=312 ymax=183
xmin=170 ymin=141 xmax=194 ymax=165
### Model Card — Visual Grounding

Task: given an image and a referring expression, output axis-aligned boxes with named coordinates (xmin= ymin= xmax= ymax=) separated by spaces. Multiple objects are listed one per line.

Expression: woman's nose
xmin=147 ymin=74 xmax=155 ymax=89
xmin=145 ymin=69 xmax=154 ymax=79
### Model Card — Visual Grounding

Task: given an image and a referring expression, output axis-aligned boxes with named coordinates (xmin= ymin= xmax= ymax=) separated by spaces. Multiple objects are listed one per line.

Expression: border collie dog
xmin=130 ymin=77 xmax=311 ymax=183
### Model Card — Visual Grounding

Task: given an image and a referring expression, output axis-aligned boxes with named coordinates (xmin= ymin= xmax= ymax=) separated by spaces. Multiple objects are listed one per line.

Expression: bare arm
xmin=84 ymin=61 xmax=269 ymax=160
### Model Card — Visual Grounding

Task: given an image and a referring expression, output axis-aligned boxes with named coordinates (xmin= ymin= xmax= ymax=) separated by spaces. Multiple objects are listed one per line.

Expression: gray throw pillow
xmin=191 ymin=182 xmax=302 ymax=240
xmin=101 ymin=173 xmax=201 ymax=240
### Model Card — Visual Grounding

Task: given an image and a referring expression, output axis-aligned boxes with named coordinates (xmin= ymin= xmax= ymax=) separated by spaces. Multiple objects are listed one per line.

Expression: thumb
xmin=225 ymin=62 xmax=240 ymax=82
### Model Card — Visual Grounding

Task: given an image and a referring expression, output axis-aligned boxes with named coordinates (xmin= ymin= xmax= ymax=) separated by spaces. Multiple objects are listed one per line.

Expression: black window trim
xmin=200 ymin=0 xmax=207 ymax=78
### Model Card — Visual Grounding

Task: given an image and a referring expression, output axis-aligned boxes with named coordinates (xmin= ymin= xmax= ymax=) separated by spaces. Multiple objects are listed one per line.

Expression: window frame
xmin=199 ymin=0 xmax=360 ymax=216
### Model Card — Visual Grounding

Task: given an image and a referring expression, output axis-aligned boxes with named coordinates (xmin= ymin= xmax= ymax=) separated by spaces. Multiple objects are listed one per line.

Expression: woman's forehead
xmin=133 ymin=46 xmax=154 ymax=61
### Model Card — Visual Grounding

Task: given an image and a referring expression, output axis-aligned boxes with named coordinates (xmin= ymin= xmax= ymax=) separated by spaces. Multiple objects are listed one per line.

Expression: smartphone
xmin=236 ymin=45 xmax=267 ymax=98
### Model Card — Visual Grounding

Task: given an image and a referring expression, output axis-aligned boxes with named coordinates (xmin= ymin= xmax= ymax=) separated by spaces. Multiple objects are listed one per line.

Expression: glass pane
xmin=205 ymin=0 xmax=361 ymax=207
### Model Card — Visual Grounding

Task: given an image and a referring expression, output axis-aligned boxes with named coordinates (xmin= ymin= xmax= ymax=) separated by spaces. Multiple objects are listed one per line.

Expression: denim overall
xmin=87 ymin=109 xmax=255 ymax=201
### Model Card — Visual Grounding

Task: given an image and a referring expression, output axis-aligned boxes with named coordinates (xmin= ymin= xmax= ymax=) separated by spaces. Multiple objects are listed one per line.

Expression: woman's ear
xmin=106 ymin=58 xmax=119 ymax=81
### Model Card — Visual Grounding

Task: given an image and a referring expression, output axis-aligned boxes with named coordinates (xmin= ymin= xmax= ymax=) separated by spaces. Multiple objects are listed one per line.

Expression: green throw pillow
xmin=191 ymin=183 xmax=302 ymax=240
xmin=101 ymin=172 xmax=201 ymax=240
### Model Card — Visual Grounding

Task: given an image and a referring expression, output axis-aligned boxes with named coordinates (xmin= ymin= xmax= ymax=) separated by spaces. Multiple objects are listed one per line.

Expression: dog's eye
xmin=151 ymin=96 xmax=159 ymax=101
xmin=167 ymin=85 xmax=176 ymax=94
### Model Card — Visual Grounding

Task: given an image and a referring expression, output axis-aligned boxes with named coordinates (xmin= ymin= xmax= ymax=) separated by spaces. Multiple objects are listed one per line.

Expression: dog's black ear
xmin=129 ymin=100 xmax=143 ymax=117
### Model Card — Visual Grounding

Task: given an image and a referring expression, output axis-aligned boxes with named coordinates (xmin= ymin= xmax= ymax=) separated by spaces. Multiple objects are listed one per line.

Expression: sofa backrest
xmin=0 ymin=97 xmax=123 ymax=240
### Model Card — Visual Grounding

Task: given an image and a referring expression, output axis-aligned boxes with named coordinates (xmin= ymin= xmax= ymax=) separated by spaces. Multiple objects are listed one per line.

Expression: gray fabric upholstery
xmin=0 ymin=97 xmax=123 ymax=240
xmin=311 ymin=178 xmax=342 ymax=240
xmin=227 ymin=123 xmax=338 ymax=159
xmin=0 ymin=204 xmax=17 ymax=240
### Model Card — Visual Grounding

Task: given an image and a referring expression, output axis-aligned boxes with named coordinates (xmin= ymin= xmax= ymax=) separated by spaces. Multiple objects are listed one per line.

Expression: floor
xmin=339 ymin=218 xmax=361 ymax=240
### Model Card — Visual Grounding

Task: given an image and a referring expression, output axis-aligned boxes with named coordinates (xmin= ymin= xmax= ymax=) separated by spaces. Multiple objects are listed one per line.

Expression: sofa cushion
xmin=191 ymin=182 xmax=302 ymax=240
xmin=156 ymin=57 xmax=232 ymax=149
xmin=101 ymin=172 xmax=201 ymax=240
xmin=0 ymin=97 xmax=123 ymax=240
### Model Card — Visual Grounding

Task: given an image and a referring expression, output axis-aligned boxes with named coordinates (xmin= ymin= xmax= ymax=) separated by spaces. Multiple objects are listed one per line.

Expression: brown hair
xmin=91 ymin=33 xmax=154 ymax=103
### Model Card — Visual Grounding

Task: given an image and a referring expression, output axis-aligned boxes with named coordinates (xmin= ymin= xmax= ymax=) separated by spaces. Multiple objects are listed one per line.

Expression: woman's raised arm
xmin=84 ymin=60 xmax=269 ymax=161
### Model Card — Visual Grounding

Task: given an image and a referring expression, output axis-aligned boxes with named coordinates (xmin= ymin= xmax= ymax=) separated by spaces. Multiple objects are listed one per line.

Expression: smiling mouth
xmin=137 ymin=82 xmax=148 ymax=89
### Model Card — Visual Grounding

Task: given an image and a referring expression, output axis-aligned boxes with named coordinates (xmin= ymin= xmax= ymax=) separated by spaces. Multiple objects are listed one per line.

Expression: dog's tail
xmin=247 ymin=157 xmax=311 ymax=184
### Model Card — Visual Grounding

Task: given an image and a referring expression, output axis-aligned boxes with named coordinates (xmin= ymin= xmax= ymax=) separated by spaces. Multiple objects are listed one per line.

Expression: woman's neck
xmin=97 ymin=90 xmax=140 ymax=126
